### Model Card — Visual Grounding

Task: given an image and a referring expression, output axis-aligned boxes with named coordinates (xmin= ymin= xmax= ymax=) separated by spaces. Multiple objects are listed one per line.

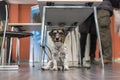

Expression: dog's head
xmin=49 ymin=29 xmax=67 ymax=43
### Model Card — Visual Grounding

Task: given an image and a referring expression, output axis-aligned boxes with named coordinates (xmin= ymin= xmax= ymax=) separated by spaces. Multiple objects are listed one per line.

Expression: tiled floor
xmin=0 ymin=63 xmax=120 ymax=80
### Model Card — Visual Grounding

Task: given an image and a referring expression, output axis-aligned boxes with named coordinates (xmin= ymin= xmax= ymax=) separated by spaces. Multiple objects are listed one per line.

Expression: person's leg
xmin=80 ymin=33 xmax=87 ymax=65
xmin=89 ymin=34 xmax=97 ymax=63
xmin=0 ymin=21 xmax=3 ymax=53
xmin=97 ymin=9 xmax=112 ymax=62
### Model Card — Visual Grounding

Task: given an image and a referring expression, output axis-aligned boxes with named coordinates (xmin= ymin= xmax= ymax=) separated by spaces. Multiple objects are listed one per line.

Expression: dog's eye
xmin=59 ymin=32 xmax=64 ymax=35
xmin=53 ymin=32 xmax=57 ymax=35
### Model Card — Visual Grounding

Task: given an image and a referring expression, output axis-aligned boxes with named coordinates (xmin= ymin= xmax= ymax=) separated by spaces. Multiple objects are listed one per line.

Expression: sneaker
xmin=83 ymin=58 xmax=91 ymax=68
xmin=103 ymin=59 xmax=112 ymax=64
xmin=103 ymin=55 xmax=112 ymax=64
xmin=94 ymin=58 xmax=112 ymax=64
xmin=91 ymin=60 xmax=99 ymax=65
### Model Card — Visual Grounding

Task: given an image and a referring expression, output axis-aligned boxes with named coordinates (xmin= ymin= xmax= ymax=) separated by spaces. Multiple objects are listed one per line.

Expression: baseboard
xmin=113 ymin=58 xmax=120 ymax=63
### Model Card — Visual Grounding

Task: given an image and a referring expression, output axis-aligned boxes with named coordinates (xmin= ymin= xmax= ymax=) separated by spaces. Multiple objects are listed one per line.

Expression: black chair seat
xmin=0 ymin=31 xmax=33 ymax=38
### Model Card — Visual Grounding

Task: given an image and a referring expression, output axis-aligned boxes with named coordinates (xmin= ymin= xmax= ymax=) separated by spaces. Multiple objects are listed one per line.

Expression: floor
xmin=0 ymin=63 xmax=120 ymax=80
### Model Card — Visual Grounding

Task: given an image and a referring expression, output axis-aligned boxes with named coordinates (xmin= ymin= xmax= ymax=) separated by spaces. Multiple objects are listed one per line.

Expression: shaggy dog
xmin=41 ymin=29 xmax=69 ymax=71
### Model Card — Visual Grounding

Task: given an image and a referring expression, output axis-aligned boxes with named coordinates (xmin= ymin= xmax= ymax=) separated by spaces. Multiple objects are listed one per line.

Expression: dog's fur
xmin=41 ymin=29 xmax=69 ymax=71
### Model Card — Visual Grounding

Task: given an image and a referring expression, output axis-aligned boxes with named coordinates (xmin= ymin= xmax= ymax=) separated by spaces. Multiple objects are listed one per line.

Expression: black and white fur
xmin=41 ymin=29 xmax=69 ymax=70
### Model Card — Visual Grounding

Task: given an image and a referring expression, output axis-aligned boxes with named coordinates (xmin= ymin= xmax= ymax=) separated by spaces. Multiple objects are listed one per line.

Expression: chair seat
xmin=0 ymin=31 xmax=33 ymax=38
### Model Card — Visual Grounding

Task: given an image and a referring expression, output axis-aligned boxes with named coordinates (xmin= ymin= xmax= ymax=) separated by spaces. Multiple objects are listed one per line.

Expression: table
xmin=37 ymin=0 xmax=104 ymax=68
xmin=8 ymin=23 xmax=42 ymax=31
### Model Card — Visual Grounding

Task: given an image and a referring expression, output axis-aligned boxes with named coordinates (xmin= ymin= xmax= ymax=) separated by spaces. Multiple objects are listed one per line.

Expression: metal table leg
xmin=93 ymin=7 xmax=104 ymax=68
xmin=40 ymin=6 xmax=46 ymax=68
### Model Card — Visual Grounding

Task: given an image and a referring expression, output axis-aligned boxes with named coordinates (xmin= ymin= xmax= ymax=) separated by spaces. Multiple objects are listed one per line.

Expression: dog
xmin=41 ymin=29 xmax=69 ymax=71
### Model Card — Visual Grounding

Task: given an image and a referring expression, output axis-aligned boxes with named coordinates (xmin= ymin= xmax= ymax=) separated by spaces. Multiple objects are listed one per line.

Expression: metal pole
xmin=93 ymin=7 xmax=104 ymax=68
xmin=0 ymin=5 xmax=8 ymax=65
xmin=32 ymin=36 xmax=35 ymax=67
xmin=16 ymin=38 xmax=20 ymax=66
xmin=8 ymin=27 xmax=14 ymax=64
xmin=77 ymin=29 xmax=82 ymax=66
xmin=42 ymin=25 xmax=47 ymax=66
xmin=40 ymin=6 xmax=46 ymax=67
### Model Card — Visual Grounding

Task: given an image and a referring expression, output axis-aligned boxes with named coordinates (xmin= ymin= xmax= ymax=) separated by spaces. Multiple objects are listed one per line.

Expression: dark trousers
xmin=80 ymin=33 xmax=97 ymax=64
xmin=97 ymin=9 xmax=112 ymax=59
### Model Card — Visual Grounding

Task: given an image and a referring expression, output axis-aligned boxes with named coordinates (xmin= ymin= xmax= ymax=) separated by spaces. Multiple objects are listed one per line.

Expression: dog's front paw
xmin=64 ymin=66 xmax=69 ymax=70
xmin=41 ymin=66 xmax=50 ymax=70
xmin=51 ymin=66 xmax=58 ymax=70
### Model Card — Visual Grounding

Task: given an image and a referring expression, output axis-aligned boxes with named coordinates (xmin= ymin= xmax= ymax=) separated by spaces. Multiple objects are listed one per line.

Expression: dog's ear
xmin=49 ymin=30 xmax=53 ymax=37
xmin=62 ymin=29 xmax=68 ymax=37
xmin=65 ymin=31 xmax=68 ymax=37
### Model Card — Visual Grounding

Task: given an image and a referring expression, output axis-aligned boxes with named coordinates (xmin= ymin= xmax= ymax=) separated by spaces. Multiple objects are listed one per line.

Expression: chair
xmin=0 ymin=1 xmax=34 ymax=70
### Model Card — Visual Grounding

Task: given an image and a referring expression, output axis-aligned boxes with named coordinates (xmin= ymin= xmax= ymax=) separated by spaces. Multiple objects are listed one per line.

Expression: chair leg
xmin=8 ymin=37 xmax=13 ymax=64
xmin=16 ymin=38 xmax=20 ymax=66
xmin=32 ymin=36 xmax=35 ymax=67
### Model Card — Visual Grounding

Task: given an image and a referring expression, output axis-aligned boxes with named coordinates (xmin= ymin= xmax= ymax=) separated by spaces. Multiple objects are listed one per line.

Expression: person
xmin=97 ymin=0 xmax=120 ymax=63
xmin=79 ymin=13 xmax=97 ymax=67
xmin=79 ymin=0 xmax=116 ymax=66
xmin=110 ymin=0 xmax=120 ymax=8
xmin=110 ymin=0 xmax=120 ymax=35
xmin=97 ymin=0 xmax=113 ymax=63
xmin=79 ymin=0 xmax=112 ymax=66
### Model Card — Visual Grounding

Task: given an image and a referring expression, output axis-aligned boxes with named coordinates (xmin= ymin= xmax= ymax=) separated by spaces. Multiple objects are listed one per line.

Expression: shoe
xmin=91 ymin=60 xmax=99 ymax=65
xmin=83 ymin=58 xmax=91 ymax=68
xmin=103 ymin=54 xmax=112 ymax=64
xmin=103 ymin=59 xmax=112 ymax=64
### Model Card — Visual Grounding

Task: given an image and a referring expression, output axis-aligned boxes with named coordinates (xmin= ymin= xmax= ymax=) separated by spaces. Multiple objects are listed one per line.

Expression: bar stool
xmin=0 ymin=1 xmax=35 ymax=70
xmin=0 ymin=31 xmax=34 ymax=64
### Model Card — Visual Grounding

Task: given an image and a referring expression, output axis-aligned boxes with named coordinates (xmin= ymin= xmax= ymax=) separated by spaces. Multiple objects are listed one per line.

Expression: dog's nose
xmin=56 ymin=38 xmax=59 ymax=41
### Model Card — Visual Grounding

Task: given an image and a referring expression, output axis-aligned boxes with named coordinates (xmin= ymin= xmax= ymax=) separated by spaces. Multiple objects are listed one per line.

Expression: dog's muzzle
xmin=55 ymin=38 xmax=59 ymax=42
xmin=55 ymin=33 xmax=61 ymax=42
xmin=54 ymin=42 xmax=63 ymax=48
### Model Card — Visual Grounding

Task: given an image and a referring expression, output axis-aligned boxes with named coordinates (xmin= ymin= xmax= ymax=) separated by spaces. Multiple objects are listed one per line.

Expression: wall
xmin=9 ymin=4 xmax=35 ymax=61
xmin=9 ymin=4 xmax=120 ymax=61
xmin=111 ymin=16 xmax=120 ymax=60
